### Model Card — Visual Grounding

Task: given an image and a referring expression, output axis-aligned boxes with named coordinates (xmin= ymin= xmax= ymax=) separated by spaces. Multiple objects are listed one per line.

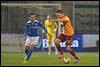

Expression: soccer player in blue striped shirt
xmin=22 ymin=13 xmax=47 ymax=63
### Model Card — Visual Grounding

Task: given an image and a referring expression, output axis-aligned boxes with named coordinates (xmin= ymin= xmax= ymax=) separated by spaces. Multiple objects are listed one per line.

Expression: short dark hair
xmin=29 ymin=13 xmax=35 ymax=16
xmin=56 ymin=10 xmax=64 ymax=13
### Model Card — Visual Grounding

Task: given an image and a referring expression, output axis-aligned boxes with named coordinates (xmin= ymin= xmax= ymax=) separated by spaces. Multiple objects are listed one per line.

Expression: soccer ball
xmin=64 ymin=57 xmax=70 ymax=64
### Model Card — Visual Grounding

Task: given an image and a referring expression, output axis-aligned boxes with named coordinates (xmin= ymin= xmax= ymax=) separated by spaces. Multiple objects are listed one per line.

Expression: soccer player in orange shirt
xmin=53 ymin=10 xmax=79 ymax=64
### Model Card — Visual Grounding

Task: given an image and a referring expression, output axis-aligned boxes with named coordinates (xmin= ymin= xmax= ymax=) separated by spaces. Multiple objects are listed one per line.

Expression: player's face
xmin=56 ymin=12 xmax=64 ymax=18
xmin=47 ymin=15 xmax=51 ymax=20
xmin=56 ymin=13 xmax=59 ymax=18
xmin=29 ymin=15 xmax=35 ymax=22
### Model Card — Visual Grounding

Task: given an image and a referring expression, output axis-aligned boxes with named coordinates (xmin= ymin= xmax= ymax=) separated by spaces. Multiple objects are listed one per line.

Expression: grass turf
xmin=1 ymin=52 xmax=99 ymax=66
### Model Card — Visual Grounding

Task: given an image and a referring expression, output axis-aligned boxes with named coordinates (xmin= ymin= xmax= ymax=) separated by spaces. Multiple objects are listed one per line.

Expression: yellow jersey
xmin=45 ymin=20 xmax=58 ymax=34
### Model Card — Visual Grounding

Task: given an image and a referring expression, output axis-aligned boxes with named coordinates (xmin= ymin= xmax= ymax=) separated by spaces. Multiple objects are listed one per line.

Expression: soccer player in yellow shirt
xmin=45 ymin=15 xmax=58 ymax=55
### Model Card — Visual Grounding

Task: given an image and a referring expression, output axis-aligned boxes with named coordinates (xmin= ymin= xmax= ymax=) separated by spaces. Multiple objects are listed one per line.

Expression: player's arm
xmin=53 ymin=21 xmax=58 ymax=32
xmin=51 ymin=19 xmax=59 ymax=22
xmin=44 ymin=20 xmax=50 ymax=34
xmin=59 ymin=19 xmax=68 ymax=22
xmin=52 ymin=19 xmax=68 ymax=23
xmin=55 ymin=21 xmax=58 ymax=30
xmin=38 ymin=22 xmax=47 ymax=34
xmin=52 ymin=16 xmax=70 ymax=23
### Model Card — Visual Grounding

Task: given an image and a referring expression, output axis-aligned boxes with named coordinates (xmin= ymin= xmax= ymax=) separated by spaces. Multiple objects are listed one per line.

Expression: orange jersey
xmin=59 ymin=16 xmax=74 ymax=36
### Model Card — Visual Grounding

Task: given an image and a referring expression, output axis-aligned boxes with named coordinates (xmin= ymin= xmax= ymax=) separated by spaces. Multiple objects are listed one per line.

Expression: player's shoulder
xmin=27 ymin=20 xmax=31 ymax=23
xmin=35 ymin=20 xmax=42 ymax=25
xmin=27 ymin=20 xmax=39 ymax=23
xmin=34 ymin=20 xmax=39 ymax=22
xmin=64 ymin=16 xmax=69 ymax=18
xmin=45 ymin=20 xmax=49 ymax=23
xmin=34 ymin=20 xmax=43 ymax=25
xmin=64 ymin=16 xmax=70 ymax=20
xmin=45 ymin=20 xmax=48 ymax=22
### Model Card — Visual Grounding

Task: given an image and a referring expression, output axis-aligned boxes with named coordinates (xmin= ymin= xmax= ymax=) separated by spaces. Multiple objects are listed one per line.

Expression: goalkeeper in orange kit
xmin=45 ymin=15 xmax=58 ymax=55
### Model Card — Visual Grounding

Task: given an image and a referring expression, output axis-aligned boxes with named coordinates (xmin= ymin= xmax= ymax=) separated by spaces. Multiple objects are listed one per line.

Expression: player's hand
xmin=47 ymin=32 xmax=52 ymax=36
xmin=53 ymin=29 xmax=57 ymax=33
xmin=42 ymin=30 xmax=47 ymax=34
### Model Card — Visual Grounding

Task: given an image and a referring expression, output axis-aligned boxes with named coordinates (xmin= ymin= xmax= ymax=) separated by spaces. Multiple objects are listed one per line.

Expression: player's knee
xmin=66 ymin=46 xmax=71 ymax=51
xmin=30 ymin=44 xmax=35 ymax=48
xmin=29 ymin=48 xmax=33 ymax=52
xmin=55 ymin=39 xmax=60 ymax=46
xmin=25 ymin=46 xmax=29 ymax=50
xmin=67 ymin=47 xmax=71 ymax=51
xmin=48 ymin=40 xmax=51 ymax=44
xmin=54 ymin=40 xmax=57 ymax=44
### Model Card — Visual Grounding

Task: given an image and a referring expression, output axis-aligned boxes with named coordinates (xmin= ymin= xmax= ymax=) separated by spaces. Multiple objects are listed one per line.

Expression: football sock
xmin=26 ymin=49 xmax=32 ymax=61
xmin=25 ymin=49 xmax=29 ymax=57
xmin=69 ymin=49 xmax=78 ymax=59
xmin=55 ymin=43 xmax=63 ymax=55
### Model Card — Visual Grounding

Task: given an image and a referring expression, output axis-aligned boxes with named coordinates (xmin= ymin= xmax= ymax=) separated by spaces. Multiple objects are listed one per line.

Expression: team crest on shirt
xmin=35 ymin=23 xmax=38 ymax=26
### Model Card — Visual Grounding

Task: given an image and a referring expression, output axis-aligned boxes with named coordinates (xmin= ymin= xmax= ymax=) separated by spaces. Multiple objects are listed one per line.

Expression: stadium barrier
xmin=1 ymin=34 xmax=99 ymax=52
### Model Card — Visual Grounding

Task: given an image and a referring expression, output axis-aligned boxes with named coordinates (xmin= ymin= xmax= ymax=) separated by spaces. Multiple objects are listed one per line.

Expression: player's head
xmin=29 ymin=13 xmax=35 ymax=22
xmin=47 ymin=15 xmax=51 ymax=20
xmin=56 ymin=10 xmax=64 ymax=18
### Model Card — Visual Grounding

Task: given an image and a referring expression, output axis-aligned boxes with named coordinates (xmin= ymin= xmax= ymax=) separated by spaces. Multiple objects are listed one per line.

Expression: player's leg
xmin=53 ymin=33 xmax=58 ymax=55
xmin=55 ymin=34 xmax=65 ymax=60
xmin=22 ymin=36 xmax=31 ymax=63
xmin=47 ymin=34 xmax=52 ymax=55
xmin=26 ymin=43 xmax=35 ymax=61
xmin=26 ymin=36 xmax=39 ymax=61
xmin=24 ymin=36 xmax=31 ymax=57
xmin=66 ymin=35 xmax=79 ymax=63
xmin=25 ymin=46 xmax=30 ymax=58
xmin=54 ymin=40 xmax=58 ymax=55
xmin=26 ymin=42 xmax=35 ymax=61
xmin=48 ymin=40 xmax=51 ymax=55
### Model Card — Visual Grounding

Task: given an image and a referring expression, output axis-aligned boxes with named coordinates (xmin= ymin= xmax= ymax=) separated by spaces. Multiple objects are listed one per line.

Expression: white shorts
xmin=25 ymin=36 xmax=39 ymax=46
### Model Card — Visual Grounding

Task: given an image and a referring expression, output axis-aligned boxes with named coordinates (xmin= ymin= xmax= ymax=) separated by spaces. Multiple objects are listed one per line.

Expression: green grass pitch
xmin=1 ymin=52 xmax=99 ymax=66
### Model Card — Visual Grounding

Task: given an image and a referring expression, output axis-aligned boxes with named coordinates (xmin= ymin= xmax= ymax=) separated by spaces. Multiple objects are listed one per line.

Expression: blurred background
xmin=1 ymin=1 xmax=99 ymax=53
